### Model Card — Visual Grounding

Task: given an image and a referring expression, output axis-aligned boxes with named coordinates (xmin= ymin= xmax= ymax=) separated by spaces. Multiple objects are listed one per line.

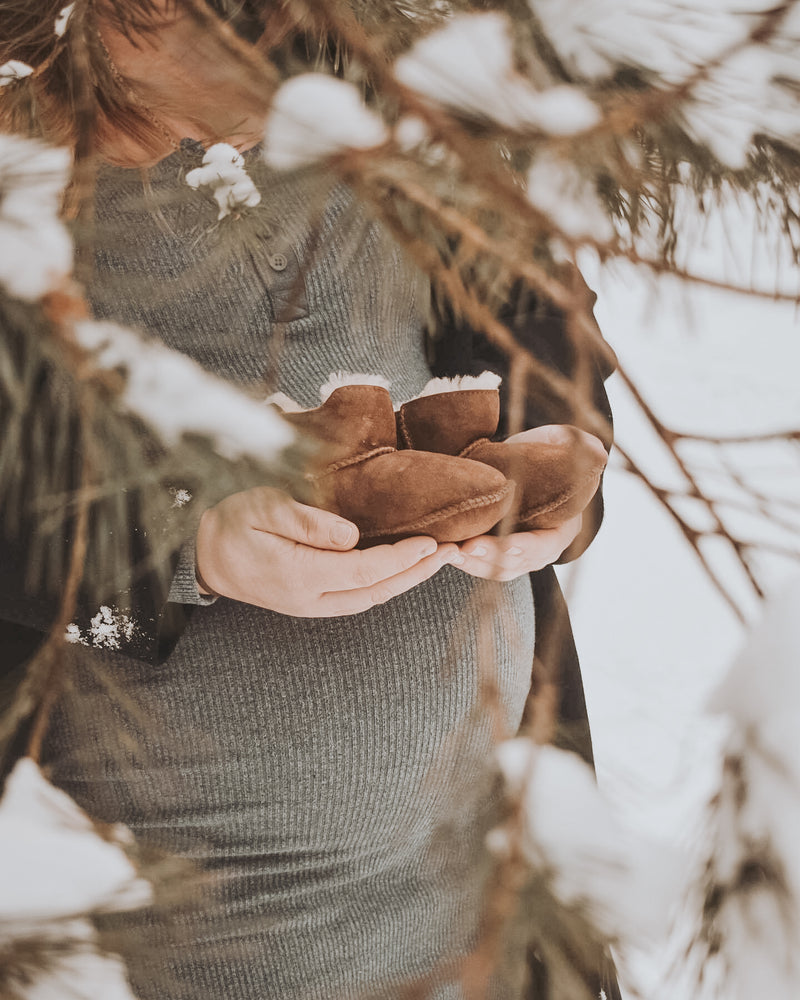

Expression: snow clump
xmin=88 ymin=605 xmax=136 ymax=650
xmin=527 ymin=152 xmax=615 ymax=242
xmin=263 ymin=75 xmax=388 ymax=170
xmin=0 ymin=60 xmax=34 ymax=85
xmin=55 ymin=2 xmax=75 ymax=37
xmin=532 ymin=0 xmax=768 ymax=83
xmin=74 ymin=319 xmax=294 ymax=460
xmin=684 ymin=576 xmax=800 ymax=1000
xmin=0 ymin=757 xmax=150 ymax=1000
xmin=0 ymin=134 xmax=73 ymax=301
xmin=394 ymin=13 xmax=599 ymax=134
xmin=493 ymin=738 xmax=680 ymax=946
xmin=185 ymin=143 xmax=262 ymax=220
xmin=532 ymin=0 xmax=800 ymax=167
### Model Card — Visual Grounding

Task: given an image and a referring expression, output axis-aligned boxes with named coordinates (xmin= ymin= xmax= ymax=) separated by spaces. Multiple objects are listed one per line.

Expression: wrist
xmin=195 ymin=564 xmax=220 ymax=598
xmin=195 ymin=508 xmax=221 ymax=598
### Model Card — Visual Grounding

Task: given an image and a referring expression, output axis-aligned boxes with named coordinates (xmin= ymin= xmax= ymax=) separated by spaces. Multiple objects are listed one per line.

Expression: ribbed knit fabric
xmin=43 ymin=142 xmax=536 ymax=1000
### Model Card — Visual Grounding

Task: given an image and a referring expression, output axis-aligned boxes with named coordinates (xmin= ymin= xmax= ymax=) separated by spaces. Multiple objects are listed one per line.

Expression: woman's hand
xmin=454 ymin=515 xmax=584 ymax=581
xmin=453 ymin=423 xmax=607 ymax=581
xmin=195 ymin=487 xmax=461 ymax=617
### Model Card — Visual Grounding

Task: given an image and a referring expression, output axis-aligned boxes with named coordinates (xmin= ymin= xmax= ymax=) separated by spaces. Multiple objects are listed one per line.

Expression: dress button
xmin=269 ymin=252 xmax=288 ymax=272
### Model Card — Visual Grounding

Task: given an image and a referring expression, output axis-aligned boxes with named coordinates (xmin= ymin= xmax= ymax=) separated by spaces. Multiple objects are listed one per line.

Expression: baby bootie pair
xmin=270 ymin=373 xmax=606 ymax=548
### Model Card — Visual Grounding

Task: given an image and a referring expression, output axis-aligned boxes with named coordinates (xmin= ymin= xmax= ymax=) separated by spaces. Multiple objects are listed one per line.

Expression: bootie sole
xmin=357 ymin=480 xmax=515 ymax=547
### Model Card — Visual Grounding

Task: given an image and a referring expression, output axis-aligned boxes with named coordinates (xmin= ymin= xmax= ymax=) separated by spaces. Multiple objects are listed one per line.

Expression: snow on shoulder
xmin=394 ymin=12 xmax=599 ymax=134
xmin=185 ymin=143 xmax=262 ymax=220
xmin=264 ymin=75 xmax=388 ymax=171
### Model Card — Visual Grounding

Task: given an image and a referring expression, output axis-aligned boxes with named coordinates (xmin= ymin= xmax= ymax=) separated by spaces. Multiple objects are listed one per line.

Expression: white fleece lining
xmin=319 ymin=371 xmax=392 ymax=402
xmin=416 ymin=371 xmax=502 ymax=398
xmin=265 ymin=391 xmax=305 ymax=412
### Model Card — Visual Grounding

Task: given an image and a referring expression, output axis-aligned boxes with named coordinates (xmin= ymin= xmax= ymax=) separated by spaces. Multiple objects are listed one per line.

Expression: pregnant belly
xmin=45 ymin=568 xmax=534 ymax=862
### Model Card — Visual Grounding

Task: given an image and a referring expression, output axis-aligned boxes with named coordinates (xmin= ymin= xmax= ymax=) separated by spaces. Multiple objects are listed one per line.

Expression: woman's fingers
xmin=316 ymin=544 xmax=461 ymax=616
xmin=310 ymin=536 xmax=444 ymax=592
xmin=248 ymin=487 xmax=360 ymax=550
xmin=456 ymin=516 xmax=584 ymax=580
xmin=196 ymin=486 xmax=463 ymax=615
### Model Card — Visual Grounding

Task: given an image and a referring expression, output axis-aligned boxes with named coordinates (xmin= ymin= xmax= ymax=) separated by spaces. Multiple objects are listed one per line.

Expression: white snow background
xmin=565 ymin=194 xmax=800 ymax=996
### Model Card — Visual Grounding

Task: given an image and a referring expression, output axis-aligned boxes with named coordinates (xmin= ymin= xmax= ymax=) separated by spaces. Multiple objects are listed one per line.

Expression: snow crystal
xmin=263 ymin=75 xmax=388 ymax=171
xmin=170 ymin=487 xmax=193 ymax=508
xmin=73 ymin=319 xmax=294 ymax=461
xmin=494 ymin=738 xmax=679 ymax=944
xmin=527 ymin=153 xmax=615 ymax=243
xmin=0 ymin=134 xmax=73 ymax=301
xmin=185 ymin=142 xmax=261 ymax=220
xmin=65 ymin=609 xmax=137 ymax=650
xmin=64 ymin=623 xmax=88 ymax=645
xmin=394 ymin=13 xmax=599 ymax=134
xmin=54 ymin=2 xmax=75 ymax=38
xmin=0 ymin=60 xmax=34 ymax=85
xmin=87 ymin=605 xmax=135 ymax=650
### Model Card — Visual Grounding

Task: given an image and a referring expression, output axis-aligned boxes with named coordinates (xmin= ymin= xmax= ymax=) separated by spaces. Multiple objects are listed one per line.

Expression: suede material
xmin=468 ymin=438 xmax=605 ymax=530
xmin=279 ymin=386 xmax=515 ymax=546
xmin=282 ymin=385 xmax=397 ymax=468
xmin=397 ymin=389 xmax=499 ymax=454
xmin=398 ymin=390 xmax=606 ymax=531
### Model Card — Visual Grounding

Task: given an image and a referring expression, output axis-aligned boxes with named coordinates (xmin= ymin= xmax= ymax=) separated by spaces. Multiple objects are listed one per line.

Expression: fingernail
xmin=419 ymin=540 xmax=438 ymax=558
xmin=505 ymin=546 xmax=523 ymax=556
xmin=331 ymin=521 xmax=356 ymax=546
xmin=445 ymin=551 xmax=465 ymax=565
xmin=469 ymin=545 xmax=488 ymax=557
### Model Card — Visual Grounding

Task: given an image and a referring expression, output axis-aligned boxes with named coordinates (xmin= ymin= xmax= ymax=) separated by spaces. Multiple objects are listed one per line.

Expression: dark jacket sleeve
xmin=427 ymin=275 xmax=616 ymax=562
xmin=426 ymin=273 xmax=617 ymax=774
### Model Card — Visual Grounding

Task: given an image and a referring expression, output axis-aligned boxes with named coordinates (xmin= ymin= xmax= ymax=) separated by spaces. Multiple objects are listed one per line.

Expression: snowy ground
xmin=561 ymin=216 xmax=800 ymax=995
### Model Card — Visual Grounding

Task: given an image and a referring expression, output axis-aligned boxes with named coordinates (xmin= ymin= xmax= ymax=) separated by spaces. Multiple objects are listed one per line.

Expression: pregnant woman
xmin=0 ymin=2 xmax=614 ymax=997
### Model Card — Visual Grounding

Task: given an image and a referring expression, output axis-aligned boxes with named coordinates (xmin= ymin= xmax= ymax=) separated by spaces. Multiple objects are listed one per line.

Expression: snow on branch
xmin=0 ymin=135 xmax=73 ymax=302
xmin=74 ymin=320 xmax=293 ymax=462
xmin=394 ymin=12 xmax=599 ymax=134
xmin=686 ymin=577 xmax=800 ymax=999
xmin=263 ymin=75 xmax=388 ymax=171
xmin=0 ymin=758 xmax=149 ymax=1000
xmin=0 ymin=61 xmax=34 ymax=86
xmin=493 ymin=738 xmax=679 ymax=949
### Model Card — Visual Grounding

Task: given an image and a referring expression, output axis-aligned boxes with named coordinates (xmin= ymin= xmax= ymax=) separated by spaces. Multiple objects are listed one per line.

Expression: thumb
xmin=256 ymin=490 xmax=359 ymax=550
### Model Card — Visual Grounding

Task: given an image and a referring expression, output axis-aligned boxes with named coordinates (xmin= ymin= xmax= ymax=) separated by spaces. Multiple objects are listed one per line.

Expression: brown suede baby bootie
xmin=270 ymin=377 xmax=515 ymax=547
xmin=396 ymin=373 xmax=607 ymax=532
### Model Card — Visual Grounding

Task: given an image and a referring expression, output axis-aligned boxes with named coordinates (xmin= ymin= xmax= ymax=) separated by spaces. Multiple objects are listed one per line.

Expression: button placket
xmin=247 ymin=227 xmax=309 ymax=321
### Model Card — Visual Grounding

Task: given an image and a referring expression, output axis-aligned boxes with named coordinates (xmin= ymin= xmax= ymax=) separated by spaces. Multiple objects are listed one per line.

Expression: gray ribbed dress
xmin=44 ymin=142 xmax=536 ymax=1000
